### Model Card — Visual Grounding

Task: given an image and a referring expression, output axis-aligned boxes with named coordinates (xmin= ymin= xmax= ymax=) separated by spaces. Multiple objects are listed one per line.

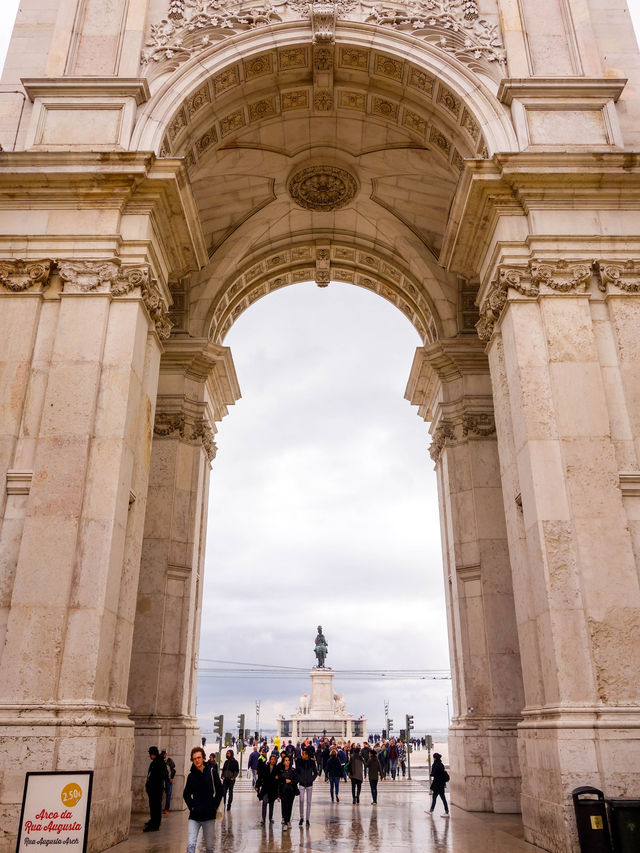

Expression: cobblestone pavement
xmin=107 ymin=778 xmax=545 ymax=853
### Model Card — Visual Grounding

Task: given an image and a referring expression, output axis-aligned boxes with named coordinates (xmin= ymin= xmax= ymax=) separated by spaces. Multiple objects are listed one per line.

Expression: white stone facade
xmin=0 ymin=2 xmax=640 ymax=852
xmin=277 ymin=669 xmax=368 ymax=741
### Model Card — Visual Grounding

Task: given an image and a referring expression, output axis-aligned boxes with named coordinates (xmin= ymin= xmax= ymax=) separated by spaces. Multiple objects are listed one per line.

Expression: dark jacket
xmin=146 ymin=755 xmax=169 ymax=793
xmin=183 ymin=762 xmax=223 ymax=821
xmin=257 ymin=761 xmax=279 ymax=802
xmin=347 ymin=753 xmax=364 ymax=782
xmin=295 ymin=756 xmax=318 ymax=787
xmin=247 ymin=750 xmax=260 ymax=771
xmin=430 ymin=758 xmax=449 ymax=794
xmin=326 ymin=755 xmax=344 ymax=779
xmin=221 ymin=756 xmax=239 ymax=781
xmin=277 ymin=765 xmax=299 ymax=799
xmin=366 ymin=754 xmax=382 ymax=782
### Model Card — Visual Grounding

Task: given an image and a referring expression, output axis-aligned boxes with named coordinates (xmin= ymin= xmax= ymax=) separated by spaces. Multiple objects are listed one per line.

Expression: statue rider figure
xmin=314 ymin=625 xmax=328 ymax=668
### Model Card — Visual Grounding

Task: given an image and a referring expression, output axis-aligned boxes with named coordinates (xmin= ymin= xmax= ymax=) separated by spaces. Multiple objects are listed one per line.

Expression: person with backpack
xmin=429 ymin=752 xmax=450 ymax=816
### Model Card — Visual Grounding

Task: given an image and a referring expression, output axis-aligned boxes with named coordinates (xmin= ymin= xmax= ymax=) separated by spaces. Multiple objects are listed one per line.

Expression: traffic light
xmin=382 ymin=728 xmax=387 ymax=739
xmin=387 ymin=719 xmax=393 ymax=733
xmin=237 ymin=713 xmax=245 ymax=735
xmin=405 ymin=714 xmax=414 ymax=733
xmin=400 ymin=729 xmax=406 ymax=740
xmin=214 ymin=714 xmax=224 ymax=741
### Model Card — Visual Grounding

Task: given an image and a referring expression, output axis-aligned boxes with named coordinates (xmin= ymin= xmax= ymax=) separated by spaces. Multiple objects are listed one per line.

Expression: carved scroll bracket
xmin=477 ymin=259 xmax=595 ymax=342
xmin=595 ymin=260 xmax=640 ymax=294
xmin=153 ymin=409 xmax=218 ymax=464
xmin=57 ymin=259 xmax=173 ymax=341
xmin=0 ymin=259 xmax=52 ymax=293
xmin=429 ymin=404 xmax=496 ymax=463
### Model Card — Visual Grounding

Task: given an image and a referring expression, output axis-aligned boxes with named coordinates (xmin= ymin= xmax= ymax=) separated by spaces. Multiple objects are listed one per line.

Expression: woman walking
xmin=429 ymin=753 xmax=450 ymax=816
xmin=347 ymin=746 xmax=364 ymax=804
xmin=277 ymin=754 xmax=299 ymax=829
xmin=182 ymin=746 xmax=223 ymax=853
xmin=296 ymin=747 xmax=318 ymax=826
xmin=326 ymin=748 xmax=344 ymax=803
xmin=221 ymin=749 xmax=239 ymax=811
xmin=256 ymin=754 xmax=279 ymax=825
xmin=366 ymin=749 xmax=382 ymax=805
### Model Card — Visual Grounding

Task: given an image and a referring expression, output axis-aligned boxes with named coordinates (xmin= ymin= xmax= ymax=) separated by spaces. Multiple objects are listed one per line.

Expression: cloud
xmin=201 ymin=282 xmax=451 ymax=734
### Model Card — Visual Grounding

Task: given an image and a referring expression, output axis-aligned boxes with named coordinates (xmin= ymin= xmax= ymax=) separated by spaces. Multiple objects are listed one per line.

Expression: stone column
xmin=478 ymin=260 xmax=640 ymax=852
xmin=0 ymin=259 xmax=166 ymax=852
xmin=406 ymin=338 xmax=524 ymax=813
xmin=127 ymin=339 xmax=239 ymax=810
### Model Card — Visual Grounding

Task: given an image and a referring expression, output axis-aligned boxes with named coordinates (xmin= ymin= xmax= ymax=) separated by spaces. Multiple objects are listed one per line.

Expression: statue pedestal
xmin=309 ymin=668 xmax=334 ymax=712
xmin=276 ymin=669 xmax=367 ymax=742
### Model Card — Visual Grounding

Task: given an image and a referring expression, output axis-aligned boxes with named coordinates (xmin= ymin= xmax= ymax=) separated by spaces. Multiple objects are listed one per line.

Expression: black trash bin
xmin=607 ymin=798 xmax=640 ymax=853
xmin=572 ymin=787 xmax=613 ymax=853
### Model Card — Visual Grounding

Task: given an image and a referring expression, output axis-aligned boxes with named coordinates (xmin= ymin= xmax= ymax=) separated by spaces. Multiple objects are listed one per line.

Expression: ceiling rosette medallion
xmin=142 ymin=0 xmax=505 ymax=75
xmin=287 ymin=164 xmax=358 ymax=211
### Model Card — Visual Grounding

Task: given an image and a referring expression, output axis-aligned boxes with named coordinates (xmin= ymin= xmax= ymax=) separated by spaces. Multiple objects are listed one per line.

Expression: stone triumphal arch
xmin=1 ymin=0 xmax=640 ymax=850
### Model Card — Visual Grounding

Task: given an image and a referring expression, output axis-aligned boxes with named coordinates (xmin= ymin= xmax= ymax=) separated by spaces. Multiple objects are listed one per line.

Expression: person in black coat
xmin=429 ymin=753 xmax=450 ymax=815
xmin=276 ymin=754 xmax=299 ymax=829
xmin=256 ymin=753 xmax=279 ymax=824
xmin=326 ymin=749 xmax=344 ymax=803
xmin=183 ymin=746 xmax=223 ymax=853
xmin=144 ymin=746 xmax=168 ymax=831
xmin=221 ymin=749 xmax=240 ymax=811
xmin=295 ymin=747 xmax=318 ymax=826
xmin=366 ymin=750 xmax=381 ymax=805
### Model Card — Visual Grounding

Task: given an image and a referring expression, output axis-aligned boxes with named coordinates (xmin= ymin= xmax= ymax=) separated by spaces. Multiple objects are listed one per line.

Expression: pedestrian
xmin=183 ymin=746 xmax=223 ymax=853
xmin=296 ymin=746 xmax=318 ymax=826
xmin=144 ymin=746 xmax=168 ymax=832
xmin=257 ymin=753 xmax=279 ymax=825
xmin=388 ymin=739 xmax=399 ymax=780
xmin=276 ymin=754 xmax=299 ymax=829
xmin=162 ymin=749 xmax=176 ymax=813
xmin=429 ymin=753 xmax=450 ymax=816
xmin=361 ymin=742 xmax=371 ymax=778
xmin=221 ymin=749 xmax=239 ymax=811
xmin=378 ymin=742 xmax=388 ymax=780
xmin=326 ymin=748 xmax=344 ymax=803
xmin=366 ymin=749 xmax=382 ymax=806
xmin=398 ymin=740 xmax=406 ymax=778
xmin=248 ymin=744 xmax=260 ymax=788
xmin=347 ymin=746 xmax=364 ymax=804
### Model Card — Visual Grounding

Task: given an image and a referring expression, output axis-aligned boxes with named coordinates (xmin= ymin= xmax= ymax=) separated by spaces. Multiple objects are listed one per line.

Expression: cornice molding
xmin=497 ymin=77 xmax=626 ymax=106
xmin=22 ymin=78 xmax=151 ymax=106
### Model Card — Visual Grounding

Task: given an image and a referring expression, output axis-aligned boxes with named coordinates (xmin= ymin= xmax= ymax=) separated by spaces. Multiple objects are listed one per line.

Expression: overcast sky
xmin=2 ymin=1 xmax=640 ymax=736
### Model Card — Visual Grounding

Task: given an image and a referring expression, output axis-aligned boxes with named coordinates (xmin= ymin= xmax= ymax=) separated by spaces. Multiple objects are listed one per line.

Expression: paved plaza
xmin=109 ymin=778 xmax=545 ymax=853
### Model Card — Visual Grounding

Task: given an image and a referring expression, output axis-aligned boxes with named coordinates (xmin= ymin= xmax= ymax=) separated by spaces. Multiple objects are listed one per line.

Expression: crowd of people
xmin=144 ymin=735 xmax=450 ymax=853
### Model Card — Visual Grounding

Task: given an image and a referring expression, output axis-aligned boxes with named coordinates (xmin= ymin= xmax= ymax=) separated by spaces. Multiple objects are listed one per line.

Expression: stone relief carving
xmin=595 ymin=260 xmax=640 ymax=293
xmin=57 ymin=260 xmax=173 ymax=340
xmin=142 ymin=0 xmax=282 ymax=67
xmin=154 ymin=412 xmax=187 ymax=436
xmin=429 ymin=420 xmax=455 ymax=462
xmin=154 ymin=412 xmax=217 ymax=461
xmin=476 ymin=266 xmax=537 ymax=341
xmin=58 ymin=259 xmax=120 ymax=293
xmin=462 ymin=412 xmax=496 ymax=437
xmin=142 ymin=0 xmax=505 ymax=74
xmin=530 ymin=259 xmax=592 ymax=293
xmin=362 ymin=0 xmax=505 ymax=68
xmin=0 ymin=259 xmax=52 ymax=292
xmin=288 ymin=164 xmax=358 ymax=211
xmin=430 ymin=409 xmax=495 ymax=462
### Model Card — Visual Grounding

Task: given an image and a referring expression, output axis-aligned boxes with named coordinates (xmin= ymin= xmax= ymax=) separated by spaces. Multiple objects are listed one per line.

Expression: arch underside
xmin=139 ymin=30 xmax=505 ymax=340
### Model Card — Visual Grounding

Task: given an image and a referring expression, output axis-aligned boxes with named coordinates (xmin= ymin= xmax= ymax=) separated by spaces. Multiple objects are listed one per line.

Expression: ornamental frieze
xmin=476 ymin=260 xmax=595 ymax=342
xmin=154 ymin=412 xmax=218 ymax=461
xmin=58 ymin=260 xmax=120 ymax=293
xmin=0 ymin=259 xmax=52 ymax=293
xmin=530 ymin=259 xmax=592 ymax=293
xmin=142 ymin=0 xmax=505 ymax=76
xmin=429 ymin=409 xmax=496 ymax=462
xmin=595 ymin=260 xmax=640 ymax=294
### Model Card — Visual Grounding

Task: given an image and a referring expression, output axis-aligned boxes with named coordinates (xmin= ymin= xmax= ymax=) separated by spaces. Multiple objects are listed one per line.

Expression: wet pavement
xmin=107 ymin=778 xmax=545 ymax=853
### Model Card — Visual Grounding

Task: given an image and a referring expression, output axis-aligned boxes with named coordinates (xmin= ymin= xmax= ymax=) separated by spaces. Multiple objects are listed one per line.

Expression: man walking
xmin=144 ymin=746 xmax=168 ymax=832
xmin=162 ymin=749 xmax=176 ymax=813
